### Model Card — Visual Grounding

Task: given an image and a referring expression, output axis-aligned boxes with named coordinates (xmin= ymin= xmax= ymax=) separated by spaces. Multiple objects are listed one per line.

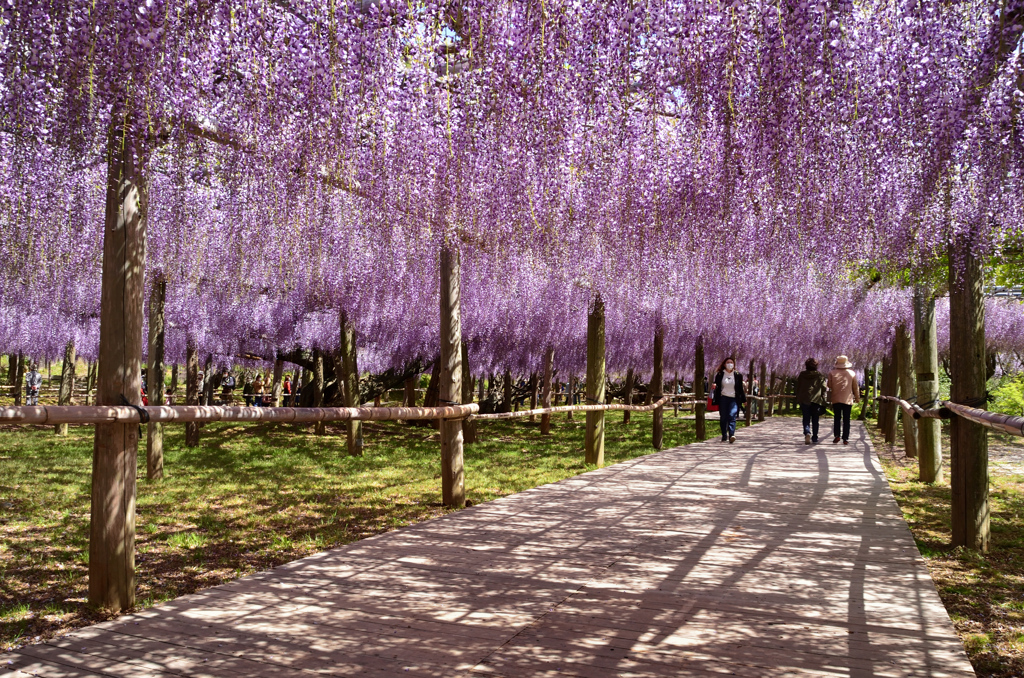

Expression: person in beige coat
xmin=827 ymin=355 xmax=859 ymax=445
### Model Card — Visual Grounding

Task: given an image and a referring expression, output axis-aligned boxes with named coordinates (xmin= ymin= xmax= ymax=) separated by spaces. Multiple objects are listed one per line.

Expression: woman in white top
xmin=712 ymin=357 xmax=748 ymax=443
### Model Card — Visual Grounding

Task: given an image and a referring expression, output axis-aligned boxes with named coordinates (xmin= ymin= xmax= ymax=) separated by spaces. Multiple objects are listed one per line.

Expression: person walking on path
xmin=712 ymin=357 xmax=747 ymax=443
xmin=827 ymin=355 xmax=860 ymax=445
xmin=24 ymin=363 xmax=42 ymax=406
xmin=795 ymin=358 xmax=827 ymax=445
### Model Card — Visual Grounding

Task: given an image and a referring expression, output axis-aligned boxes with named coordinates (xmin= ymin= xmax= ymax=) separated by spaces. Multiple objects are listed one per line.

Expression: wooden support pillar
xmin=673 ymin=371 xmax=680 ymax=417
xmin=528 ymin=372 xmax=539 ymax=422
xmin=896 ymin=323 xmax=918 ymax=459
xmin=914 ymin=285 xmax=942 ymax=483
xmin=949 ymin=234 xmax=989 ymax=552
xmin=767 ymin=372 xmax=776 ymax=417
xmin=56 ymin=341 xmax=76 ymax=436
xmin=13 ymin=352 xmax=23 ymax=406
xmin=540 ymin=345 xmax=554 ymax=435
xmin=146 ymin=277 xmax=165 ymax=479
xmin=439 ymin=245 xmax=465 ymax=507
xmin=185 ymin=339 xmax=199 ymax=447
xmin=89 ymin=123 xmax=146 ymax=613
xmin=202 ymin=354 xmax=214 ymax=407
xmin=340 ymin=310 xmax=362 ymax=454
xmin=168 ymin=362 xmax=177 ymax=405
xmin=312 ymin=348 xmax=325 ymax=435
xmin=585 ymin=295 xmax=606 ymax=466
xmin=745 ymin=359 xmax=754 ymax=427
xmin=462 ymin=340 xmax=476 ymax=445
xmin=758 ymin=362 xmax=766 ymax=422
xmin=271 ymin=358 xmax=284 ymax=407
xmin=880 ymin=340 xmax=898 ymax=444
xmin=622 ymin=368 xmax=635 ymax=424
xmin=695 ymin=337 xmax=706 ymax=441
xmin=566 ymin=374 xmax=575 ymax=421
xmin=652 ymin=324 xmax=664 ymax=451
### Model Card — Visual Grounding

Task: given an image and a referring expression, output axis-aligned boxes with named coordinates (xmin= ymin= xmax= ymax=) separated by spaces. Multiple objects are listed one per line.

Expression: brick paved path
xmin=3 ymin=419 xmax=974 ymax=677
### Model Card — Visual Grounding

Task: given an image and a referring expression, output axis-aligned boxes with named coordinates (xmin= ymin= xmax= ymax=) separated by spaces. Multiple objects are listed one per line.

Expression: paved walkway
xmin=3 ymin=419 xmax=974 ymax=677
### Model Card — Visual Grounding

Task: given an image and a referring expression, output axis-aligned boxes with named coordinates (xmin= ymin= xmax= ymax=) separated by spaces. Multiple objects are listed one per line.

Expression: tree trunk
xmin=622 ymin=368 xmax=635 ymax=424
xmin=767 ymin=372 xmax=777 ymax=416
xmin=673 ymin=371 xmax=680 ymax=417
xmin=758 ymin=362 xmax=766 ymax=422
xmin=949 ymin=235 xmax=989 ymax=552
xmin=896 ymin=323 xmax=918 ymax=459
xmin=340 ymin=311 xmax=362 ymax=454
xmin=313 ymin=348 xmax=325 ymax=435
xmin=405 ymin=375 xmax=418 ymax=407
xmin=915 ymin=286 xmax=943 ymax=483
xmin=540 ymin=345 xmax=554 ymax=435
xmin=585 ymin=295 xmax=606 ymax=466
xmin=271 ymin=358 xmax=284 ymax=407
xmin=13 ymin=352 xmax=24 ymax=406
xmin=439 ymin=245 xmax=465 ymax=507
xmin=566 ymin=374 xmax=575 ymax=422
xmin=695 ymin=337 xmax=706 ymax=441
xmin=652 ymin=324 xmax=664 ymax=450
xmin=880 ymin=341 xmax=898 ymax=444
xmin=528 ymin=372 xmax=539 ymax=422
xmin=90 ymin=122 xmax=146 ymax=613
xmin=185 ymin=339 xmax=199 ymax=447
xmin=146 ymin=277 xmax=165 ymax=480
xmin=56 ymin=341 xmax=76 ymax=435
xmin=745 ymin=359 xmax=754 ymax=427
xmin=462 ymin=340 xmax=476 ymax=444
xmin=168 ymin=362 xmax=178 ymax=405
xmin=502 ymin=369 xmax=513 ymax=414
xmin=202 ymin=354 xmax=214 ymax=407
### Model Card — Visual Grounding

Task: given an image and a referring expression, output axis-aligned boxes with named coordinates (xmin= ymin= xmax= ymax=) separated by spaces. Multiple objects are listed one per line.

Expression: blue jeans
xmin=719 ymin=395 xmax=738 ymax=439
xmin=800 ymin=403 xmax=820 ymax=440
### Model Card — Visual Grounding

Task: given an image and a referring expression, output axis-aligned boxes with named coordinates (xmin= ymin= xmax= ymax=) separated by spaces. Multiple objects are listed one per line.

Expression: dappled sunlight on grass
xmin=0 ymin=410 xmax=695 ymax=651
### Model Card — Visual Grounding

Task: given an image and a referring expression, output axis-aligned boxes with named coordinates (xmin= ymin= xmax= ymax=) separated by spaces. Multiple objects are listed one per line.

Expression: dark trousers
xmin=800 ymin=404 xmax=820 ymax=440
xmin=833 ymin=403 xmax=852 ymax=441
xmin=719 ymin=395 xmax=738 ymax=439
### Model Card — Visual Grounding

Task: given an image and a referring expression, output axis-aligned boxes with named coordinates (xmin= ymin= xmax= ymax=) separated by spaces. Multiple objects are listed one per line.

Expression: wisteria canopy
xmin=1 ymin=0 xmax=1022 ymax=379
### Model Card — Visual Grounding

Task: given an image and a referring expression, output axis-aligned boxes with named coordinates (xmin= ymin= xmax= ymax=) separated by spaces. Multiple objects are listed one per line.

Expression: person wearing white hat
xmin=827 ymin=355 xmax=859 ymax=445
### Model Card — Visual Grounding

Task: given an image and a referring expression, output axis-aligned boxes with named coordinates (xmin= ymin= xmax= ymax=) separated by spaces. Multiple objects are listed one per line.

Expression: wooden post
xmin=90 ymin=122 xmax=146 ymax=612
xmin=439 ymin=245 xmax=465 ymax=507
xmin=168 ymin=362 xmax=177 ymax=405
xmin=56 ymin=341 xmax=76 ymax=435
xmin=13 ymin=352 xmax=23 ymax=406
xmin=502 ymin=369 xmax=513 ymax=413
xmin=652 ymin=324 xmax=664 ymax=451
xmin=585 ymin=295 xmax=606 ymax=466
xmin=695 ymin=337 xmax=706 ymax=441
xmin=146 ymin=277 xmax=165 ymax=480
xmin=340 ymin=311 xmax=362 ymax=454
xmin=623 ymin=368 xmax=635 ymax=424
xmin=768 ymin=371 xmax=776 ymax=416
xmin=673 ymin=371 xmax=680 ymax=417
xmin=949 ymin=235 xmax=989 ymax=552
xmin=271 ymin=358 xmax=284 ymax=407
xmin=758 ymin=362 xmax=766 ymax=422
xmin=914 ymin=285 xmax=942 ymax=483
xmin=566 ymin=374 xmax=575 ymax=421
xmin=313 ymin=348 xmax=325 ymax=435
xmin=462 ymin=341 xmax=476 ymax=444
xmin=540 ymin=345 xmax=554 ymax=435
xmin=880 ymin=341 xmax=898 ymax=444
xmin=185 ymin=339 xmax=199 ymax=447
xmin=202 ymin=354 xmax=214 ymax=407
xmin=528 ymin=372 xmax=539 ymax=422
xmin=745 ymin=359 xmax=754 ymax=427
xmin=896 ymin=323 xmax=919 ymax=459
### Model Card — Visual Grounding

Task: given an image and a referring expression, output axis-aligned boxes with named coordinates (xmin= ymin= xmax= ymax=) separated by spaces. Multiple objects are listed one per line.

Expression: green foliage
xmin=991 ymin=373 xmax=1024 ymax=417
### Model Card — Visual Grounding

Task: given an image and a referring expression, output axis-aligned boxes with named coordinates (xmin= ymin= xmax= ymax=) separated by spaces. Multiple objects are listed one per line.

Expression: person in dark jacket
xmin=711 ymin=357 xmax=747 ymax=443
xmin=795 ymin=358 xmax=828 ymax=445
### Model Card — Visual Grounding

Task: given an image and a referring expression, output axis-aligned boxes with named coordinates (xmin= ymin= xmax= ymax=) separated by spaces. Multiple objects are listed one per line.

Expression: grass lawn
xmin=870 ymin=421 xmax=1024 ymax=678
xmin=0 ymin=409 xmax=698 ymax=652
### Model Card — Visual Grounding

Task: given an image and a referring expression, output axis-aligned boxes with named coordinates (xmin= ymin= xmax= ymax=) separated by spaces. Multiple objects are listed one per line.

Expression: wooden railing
xmin=471 ymin=395 xmax=678 ymax=420
xmin=876 ymin=395 xmax=1024 ymax=437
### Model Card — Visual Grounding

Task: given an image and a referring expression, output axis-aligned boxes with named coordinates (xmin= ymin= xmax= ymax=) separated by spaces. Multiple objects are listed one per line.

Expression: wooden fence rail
xmin=471 ymin=395 xmax=679 ymax=421
xmin=0 ymin=403 xmax=479 ymax=425
xmin=876 ymin=394 xmax=1024 ymax=437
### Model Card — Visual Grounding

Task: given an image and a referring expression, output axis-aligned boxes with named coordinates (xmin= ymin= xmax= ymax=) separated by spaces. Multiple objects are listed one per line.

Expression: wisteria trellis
xmin=0 ymin=0 xmax=1022 ymax=380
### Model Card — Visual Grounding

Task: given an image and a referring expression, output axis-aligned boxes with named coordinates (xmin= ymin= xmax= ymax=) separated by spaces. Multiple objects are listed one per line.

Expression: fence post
xmin=146 ymin=277 xmax=165 ymax=479
xmin=896 ymin=323 xmax=918 ymax=458
xmin=340 ymin=310 xmax=363 ymax=455
xmin=915 ymin=285 xmax=943 ymax=483
xmin=540 ymin=345 xmax=554 ymax=435
xmin=695 ymin=337 xmax=706 ymax=441
xmin=56 ymin=340 xmax=76 ymax=436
